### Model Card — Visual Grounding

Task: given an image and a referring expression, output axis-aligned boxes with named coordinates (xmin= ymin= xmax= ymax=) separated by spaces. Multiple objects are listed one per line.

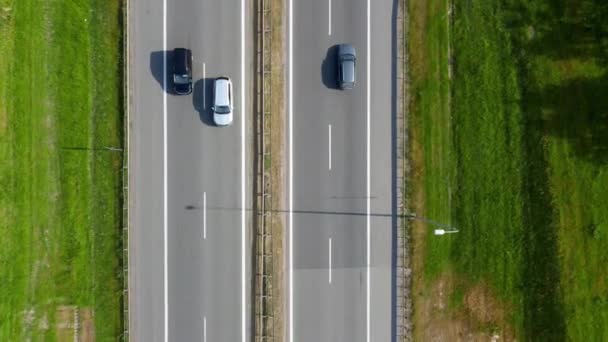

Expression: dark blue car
xmin=337 ymin=44 xmax=356 ymax=90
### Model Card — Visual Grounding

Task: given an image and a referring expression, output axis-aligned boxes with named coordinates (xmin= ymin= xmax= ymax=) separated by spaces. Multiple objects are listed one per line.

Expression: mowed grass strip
xmin=449 ymin=0 xmax=528 ymax=330
xmin=504 ymin=1 xmax=608 ymax=339
xmin=409 ymin=0 xmax=608 ymax=340
xmin=0 ymin=0 xmax=123 ymax=340
xmin=409 ymin=0 xmax=528 ymax=338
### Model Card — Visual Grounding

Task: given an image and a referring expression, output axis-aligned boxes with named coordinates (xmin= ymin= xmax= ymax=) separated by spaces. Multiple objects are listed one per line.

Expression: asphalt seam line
xmin=241 ymin=0 xmax=247 ymax=339
xmin=366 ymin=0 xmax=371 ymax=340
xmin=163 ymin=0 xmax=168 ymax=339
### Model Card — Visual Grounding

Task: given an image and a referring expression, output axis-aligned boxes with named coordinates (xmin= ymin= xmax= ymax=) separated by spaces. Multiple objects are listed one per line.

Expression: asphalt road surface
xmin=288 ymin=0 xmax=395 ymax=341
xmin=129 ymin=0 xmax=252 ymax=341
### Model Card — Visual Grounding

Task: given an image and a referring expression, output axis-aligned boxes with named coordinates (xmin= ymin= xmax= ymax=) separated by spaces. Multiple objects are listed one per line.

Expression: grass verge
xmin=268 ymin=0 xmax=285 ymax=339
xmin=0 ymin=0 xmax=124 ymax=340
xmin=254 ymin=0 xmax=285 ymax=339
xmin=409 ymin=0 xmax=608 ymax=340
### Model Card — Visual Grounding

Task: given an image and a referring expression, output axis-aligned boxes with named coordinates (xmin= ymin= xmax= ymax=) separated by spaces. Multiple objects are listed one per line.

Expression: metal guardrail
xmin=255 ymin=0 xmax=274 ymax=340
xmin=396 ymin=0 xmax=413 ymax=340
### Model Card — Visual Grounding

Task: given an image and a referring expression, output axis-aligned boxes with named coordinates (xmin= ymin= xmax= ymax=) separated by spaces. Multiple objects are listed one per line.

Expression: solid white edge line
xmin=328 ymin=238 xmax=332 ymax=284
xmin=203 ymin=192 xmax=207 ymax=239
xmin=288 ymin=0 xmax=294 ymax=339
xmin=241 ymin=0 xmax=246 ymax=339
xmin=328 ymin=0 xmax=331 ymax=36
xmin=163 ymin=0 xmax=168 ymax=339
xmin=366 ymin=0 xmax=371 ymax=341
xmin=328 ymin=124 xmax=332 ymax=171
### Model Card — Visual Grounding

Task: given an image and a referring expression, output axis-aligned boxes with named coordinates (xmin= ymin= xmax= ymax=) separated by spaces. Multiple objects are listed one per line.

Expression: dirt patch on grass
xmin=408 ymin=0 xmax=430 ymax=81
xmin=415 ymin=272 xmax=515 ymax=342
xmin=55 ymin=306 xmax=96 ymax=342
xmin=79 ymin=308 xmax=96 ymax=341
xmin=55 ymin=306 xmax=75 ymax=341
xmin=464 ymin=283 xmax=506 ymax=326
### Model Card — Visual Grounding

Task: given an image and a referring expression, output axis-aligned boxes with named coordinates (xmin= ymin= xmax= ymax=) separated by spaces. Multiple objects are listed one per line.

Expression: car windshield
xmin=215 ymin=105 xmax=231 ymax=114
xmin=173 ymin=74 xmax=190 ymax=84
xmin=341 ymin=54 xmax=355 ymax=62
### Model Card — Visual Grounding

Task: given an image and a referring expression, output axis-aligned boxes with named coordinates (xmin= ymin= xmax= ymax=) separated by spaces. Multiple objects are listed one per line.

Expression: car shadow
xmin=150 ymin=50 xmax=174 ymax=94
xmin=321 ymin=45 xmax=340 ymax=89
xmin=193 ymin=78 xmax=216 ymax=126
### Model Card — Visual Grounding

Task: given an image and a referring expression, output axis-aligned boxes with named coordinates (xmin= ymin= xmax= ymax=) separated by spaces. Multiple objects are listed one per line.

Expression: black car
xmin=337 ymin=44 xmax=356 ymax=90
xmin=173 ymin=48 xmax=193 ymax=95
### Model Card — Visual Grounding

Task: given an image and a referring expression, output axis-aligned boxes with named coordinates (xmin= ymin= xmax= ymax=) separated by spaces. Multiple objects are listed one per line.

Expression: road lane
xmin=129 ymin=0 xmax=165 ymax=339
xmin=369 ymin=0 xmax=394 ymax=340
xmin=130 ymin=0 xmax=252 ymax=340
xmin=166 ymin=0 xmax=250 ymax=340
xmin=289 ymin=0 xmax=394 ymax=340
xmin=292 ymin=0 xmax=367 ymax=341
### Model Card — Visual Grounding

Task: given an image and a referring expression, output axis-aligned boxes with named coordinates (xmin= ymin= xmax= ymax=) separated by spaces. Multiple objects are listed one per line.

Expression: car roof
xmin=173 ymin=48 xmax=192 ymax=74
xmin=342 ymin=60 xmax=355 ymax=83
xmin=214 ymin=78 xmax=231 ymax=106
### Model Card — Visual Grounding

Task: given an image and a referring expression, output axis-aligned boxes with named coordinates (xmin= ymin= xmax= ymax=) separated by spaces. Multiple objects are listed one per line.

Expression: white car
xmin=212 ymin=77 xmax=233 ymax=126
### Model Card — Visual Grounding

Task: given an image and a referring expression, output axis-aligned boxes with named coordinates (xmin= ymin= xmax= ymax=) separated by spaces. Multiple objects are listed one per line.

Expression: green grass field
xmin=0 ymin=0 xmax=124 ymax=339
xmin=409 ymin=0 xmax=608 ymax=340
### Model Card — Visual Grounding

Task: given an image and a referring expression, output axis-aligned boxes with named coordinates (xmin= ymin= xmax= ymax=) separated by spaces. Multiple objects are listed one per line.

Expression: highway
xmin=129 ymin=0 xmax=252 ymax=341
xmin=288 ymin=0 xmax=395 ymax=341
xmin=129 ymin=0 xmax=395 ymax=340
